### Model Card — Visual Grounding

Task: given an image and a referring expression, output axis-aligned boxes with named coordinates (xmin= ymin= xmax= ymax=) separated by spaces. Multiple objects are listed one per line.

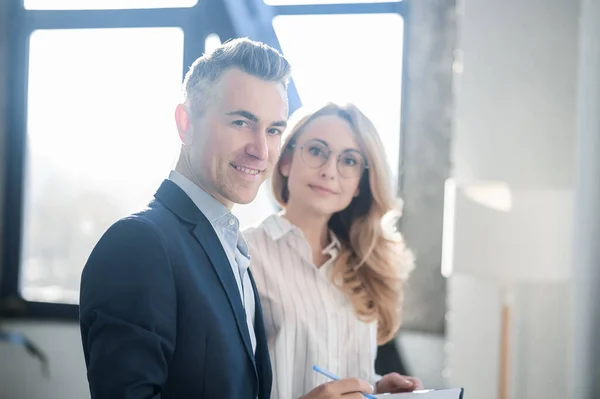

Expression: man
xmin=79 ymin=38 xmax=375 ymax=399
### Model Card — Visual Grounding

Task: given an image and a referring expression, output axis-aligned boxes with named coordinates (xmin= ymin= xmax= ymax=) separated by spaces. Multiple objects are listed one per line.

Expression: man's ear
xmin=175 ymin=103 xmax=193 ymax=145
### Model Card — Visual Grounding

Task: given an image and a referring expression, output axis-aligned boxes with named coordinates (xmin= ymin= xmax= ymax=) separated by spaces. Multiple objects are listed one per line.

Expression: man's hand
xmin=300 ymin=378 xmax=374 ymax=398
xmin=374 ymin=373 xmax=424 ymax=394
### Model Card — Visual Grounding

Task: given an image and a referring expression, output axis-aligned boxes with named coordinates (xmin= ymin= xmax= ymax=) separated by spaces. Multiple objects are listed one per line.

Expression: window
xmin=265 ymin=0 xmax=399 ymax=5
xmin=25 ymin=0 xmax=198 ymax=10
xmin=22 ymin=28 xmax=184 ymax=304
xmin=2 ymin=0 xmax=404 ymax=317
xmin=204 ymin=33 xmax=222 ymax=54
xmin=273 ymin=13 xmax=405 ymax=182
xmin=2 ymin=1 xmax=291 ymax=317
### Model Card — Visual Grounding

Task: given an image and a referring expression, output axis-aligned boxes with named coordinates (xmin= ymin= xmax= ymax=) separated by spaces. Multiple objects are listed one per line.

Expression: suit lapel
xmin=248 ymin=269 xmax=272 ymax=399
xmin=192 ymin=222 xmax=257 ymax=375
xmin=154 ymin=180 xmax=258 ymax=379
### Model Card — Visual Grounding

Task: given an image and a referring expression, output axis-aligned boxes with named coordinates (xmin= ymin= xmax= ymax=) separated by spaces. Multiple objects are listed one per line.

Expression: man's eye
xmin=232 ymin=120 xmax=249 ymax=127
xmin=267 ymin=128 xmax=283 ymax=135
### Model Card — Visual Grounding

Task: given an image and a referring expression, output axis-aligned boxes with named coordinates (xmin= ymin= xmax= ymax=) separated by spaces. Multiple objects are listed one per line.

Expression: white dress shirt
xmin=244 ymin=214 xmax=379 ymax=399
xmin=169 ymin=170 xmax=256 ymax=353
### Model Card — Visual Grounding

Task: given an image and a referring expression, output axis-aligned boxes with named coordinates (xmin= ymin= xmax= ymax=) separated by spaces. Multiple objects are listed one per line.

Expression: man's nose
xmin=246 ymin=131 xmax=268 ymax=161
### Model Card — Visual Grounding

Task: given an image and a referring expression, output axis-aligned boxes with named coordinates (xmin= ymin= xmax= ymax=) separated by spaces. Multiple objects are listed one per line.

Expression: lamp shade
xmin=441 ymin=179 xmax=573 ymax=283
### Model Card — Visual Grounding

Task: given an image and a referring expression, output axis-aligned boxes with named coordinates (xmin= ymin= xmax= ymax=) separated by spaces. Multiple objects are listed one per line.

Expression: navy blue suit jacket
xmin=80 ymin=180 xmax=272 ymax=399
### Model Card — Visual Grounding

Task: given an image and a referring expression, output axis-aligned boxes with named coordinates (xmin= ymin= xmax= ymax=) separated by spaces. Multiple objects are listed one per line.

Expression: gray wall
xmin=571 ymin=0 xmax=600 ymax=397
xmin=0 ymin=0 xmax=8 ymax=284
xmin=399 ymin=0 xmax=456 ymax=335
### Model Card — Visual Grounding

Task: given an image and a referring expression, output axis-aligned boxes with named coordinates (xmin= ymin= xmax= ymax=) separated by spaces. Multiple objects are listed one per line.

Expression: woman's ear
xmin=279 ymin=150 xmax=292 ymax=177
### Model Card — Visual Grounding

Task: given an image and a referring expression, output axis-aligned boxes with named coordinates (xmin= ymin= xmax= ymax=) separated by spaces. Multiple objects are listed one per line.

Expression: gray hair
xmin=182 ymin=37 xmax=292 ymax=116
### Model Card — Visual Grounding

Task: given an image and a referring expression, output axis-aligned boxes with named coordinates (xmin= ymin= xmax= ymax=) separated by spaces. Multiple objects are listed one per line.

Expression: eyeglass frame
xmin=288 ymin=139 xmax=369 ymax=179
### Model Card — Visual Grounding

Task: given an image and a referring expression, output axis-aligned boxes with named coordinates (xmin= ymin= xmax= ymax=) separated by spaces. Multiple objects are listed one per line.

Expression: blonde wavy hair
xmin=272 ymin=102 xmax=415 ymax=344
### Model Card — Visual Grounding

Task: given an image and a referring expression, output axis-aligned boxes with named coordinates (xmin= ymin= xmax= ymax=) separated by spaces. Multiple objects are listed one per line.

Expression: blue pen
xmin=312 ymin=365 xmax=377 ymax=399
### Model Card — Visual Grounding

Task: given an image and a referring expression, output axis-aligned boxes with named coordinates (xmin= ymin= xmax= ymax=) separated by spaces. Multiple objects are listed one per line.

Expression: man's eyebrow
xmin=271 ymin=120 xmax=287 ymax=129
xmin=226 ymin=110 xmax=287 ymax=129
xmin=225 ymin=110 xmax=259 ymax=123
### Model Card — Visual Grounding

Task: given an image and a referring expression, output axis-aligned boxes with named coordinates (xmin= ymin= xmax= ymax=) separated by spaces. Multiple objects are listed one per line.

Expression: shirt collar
xmin=169 ymin=170 xmax=249 ymax=263
xmin=262 ymin=213 xmax=341 ymax=257
xmin=168 ymin=170 xmax=230 ymax=224
xmin=322 ymin=231 xmax=341 ymax=258
xmin=262 ymin=213 xmax=295 ymax=241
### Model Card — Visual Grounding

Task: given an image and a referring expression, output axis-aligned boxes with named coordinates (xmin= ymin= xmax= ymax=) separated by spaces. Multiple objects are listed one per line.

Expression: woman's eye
xmin=308 ymin=146 xmax=323 ymax=156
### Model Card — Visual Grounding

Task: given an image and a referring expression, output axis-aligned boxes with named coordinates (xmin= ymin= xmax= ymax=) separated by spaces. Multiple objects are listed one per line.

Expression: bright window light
xmin=273 ymin=13 xmax=405 ymax=185
xmin=265 ymin=0 xmax=399 ymax=5
xmin=22 ymin=27 xmax=184 ymax=303
xmin=25 ymin=0 xmax=198 ymax=10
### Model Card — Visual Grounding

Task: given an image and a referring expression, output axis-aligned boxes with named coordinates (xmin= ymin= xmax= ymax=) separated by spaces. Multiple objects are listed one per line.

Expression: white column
xmin=447 ymin=1 xmax=580 ymax=398
xmin=571 ymin=0 xmax=600 ymax=397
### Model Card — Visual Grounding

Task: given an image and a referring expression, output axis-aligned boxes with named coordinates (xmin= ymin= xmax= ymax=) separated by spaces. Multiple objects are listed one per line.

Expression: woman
xmin=244 ymin=102 xmax=421 ymax=399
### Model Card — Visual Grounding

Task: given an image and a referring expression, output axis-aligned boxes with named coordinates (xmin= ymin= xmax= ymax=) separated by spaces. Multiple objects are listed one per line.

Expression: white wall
xmin=447 ymin=0 xmax=581 ymax=398
xmin=454 ymin=0 xmax=579 ymax=188
xmin=0 ymin=322 xmax=88 ymax=399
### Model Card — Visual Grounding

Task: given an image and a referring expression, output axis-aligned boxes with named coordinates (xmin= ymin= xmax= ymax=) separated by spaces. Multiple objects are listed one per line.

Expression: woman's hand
xmin=374 ymin=373 xmax=424 ymax=394
xmin=300 ymin=378 xmax=374 ymax=398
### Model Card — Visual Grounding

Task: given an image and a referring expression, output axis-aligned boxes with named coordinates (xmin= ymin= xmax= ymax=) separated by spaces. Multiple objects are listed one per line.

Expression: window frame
xmin=0 ymin=0 xmax=409 ymax=320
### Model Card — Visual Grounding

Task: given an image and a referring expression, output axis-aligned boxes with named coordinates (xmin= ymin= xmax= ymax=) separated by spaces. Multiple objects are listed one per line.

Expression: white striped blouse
xmin=244 ymin=214 xmax=379 ymax=399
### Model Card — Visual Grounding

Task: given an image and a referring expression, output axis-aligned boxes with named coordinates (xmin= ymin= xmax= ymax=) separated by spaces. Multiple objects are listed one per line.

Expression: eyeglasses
xmin=290 ymin=139 xmax=368 ymax=179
